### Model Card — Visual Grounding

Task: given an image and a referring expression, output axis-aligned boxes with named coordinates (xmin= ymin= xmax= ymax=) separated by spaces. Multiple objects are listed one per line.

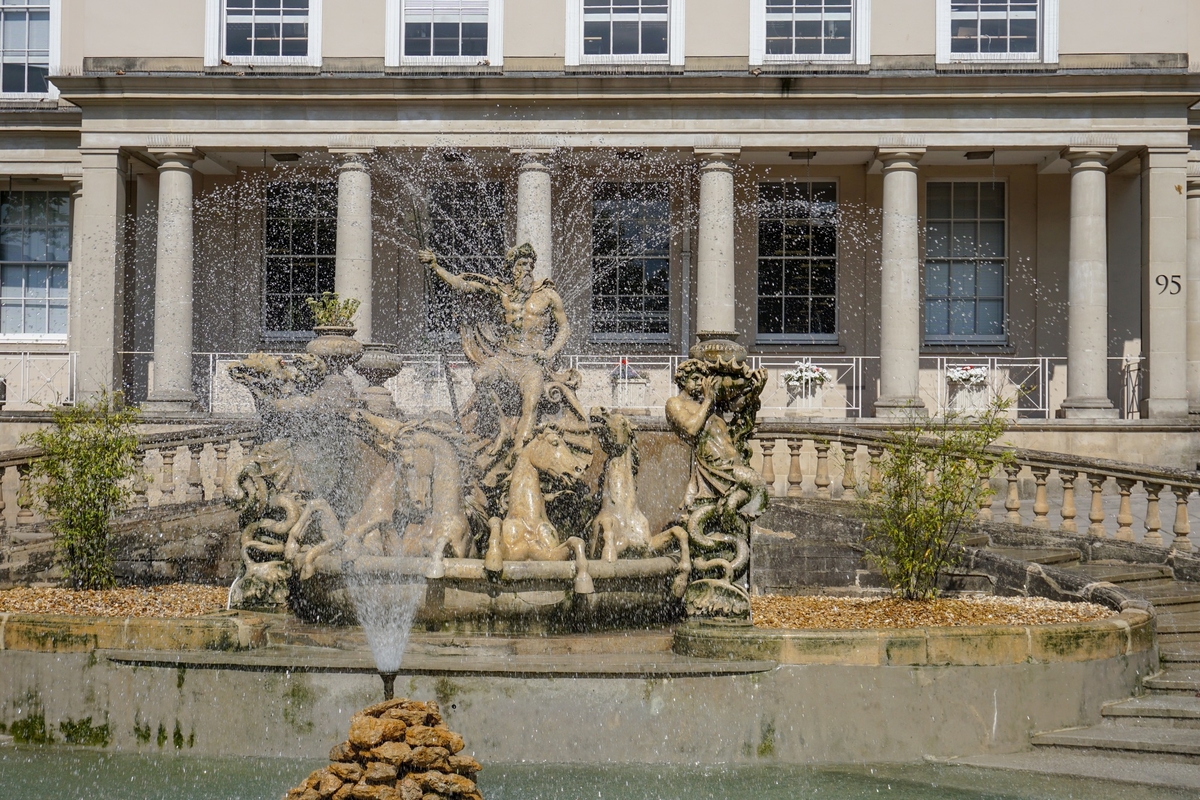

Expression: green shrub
xmin=305 ymin=291 xmax=360 ymax=327
xmin=866 ymin=398 xmax=1013 ymax=600
xmin=22 ymin=391 xmax=139 ymax=590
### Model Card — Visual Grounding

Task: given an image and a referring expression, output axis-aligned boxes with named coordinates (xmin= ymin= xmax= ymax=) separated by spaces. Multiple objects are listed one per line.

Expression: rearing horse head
xmin=589 ymin=407 xmax=638 ymax=469
xmin=520 ymin=421 xmax=594 ymax=484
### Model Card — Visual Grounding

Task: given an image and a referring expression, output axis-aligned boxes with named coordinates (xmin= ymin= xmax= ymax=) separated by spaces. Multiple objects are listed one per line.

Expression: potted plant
xmin=305 ymin=292 xmax=364 ymax=372
xmin=781 ymin=361 xmax=833 ymax=401
xmin=945 ymin=364 xmax=990 ymax=416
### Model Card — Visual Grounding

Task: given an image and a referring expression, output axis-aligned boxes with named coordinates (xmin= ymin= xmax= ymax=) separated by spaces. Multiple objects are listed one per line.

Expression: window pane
xmin=953 ymin=182 xmax=978 ymax=218
xmin=950 ymin=300 xmax=976 ymax=336
xmin=925 ymin=299 xmax=949 ymax=336
xmin=951 ymin=221 xmax=977 ymax=258
xmin=926 ymin=221 xmax=950 ymax=258
xmin=48 ymin=301 xmax=66 ymax=334
xmin=612 ymin=20 xmax=639 ymax=54
xmin=978 ymin=221 xmax=1005 ymax=257
xmin=977 ymin=299 xmax=1004 ymax=334
xmin=1 ymin=300 xmax=20 ymax=333
xmin=927 ymin=183 xmax=952 ymax=218
xmin=641 ymin=20 xmax=667 ymax=54
xmin=978 ymin=261 xmax=1004 ymax=296
xmin=1 ymin=264 xmax=22 ymax=297
xmin=925 ymin=262 xmax=949 ymax=297
xmin=405 ymin=22 xmax=432 ymax=56
xmin=226 ymin=23 xmax=253 ymax=56
xmin=583 ymin=21 xmax=610 ymax=55
xmin=979 ymin=182 xmax=1005 ymax=218
xmin=950 ymin=261 xmax=975 ymax=297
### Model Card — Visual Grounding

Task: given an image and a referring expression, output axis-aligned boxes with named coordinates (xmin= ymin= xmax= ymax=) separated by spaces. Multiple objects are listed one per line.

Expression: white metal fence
xmin=136 ymin=350 xmax=1144 ymax=420
xmin=0 ymin=352 xmax=76 ymax=410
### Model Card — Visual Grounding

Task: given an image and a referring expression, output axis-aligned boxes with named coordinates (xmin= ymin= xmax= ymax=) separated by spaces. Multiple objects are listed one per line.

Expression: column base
xmin=873 ymin=396 xmax=927 ymax=418
xmin=1057 ymin=397 xmax=1119 ymax=419
xmin=143 ymin=389 xmax=196 ymax=414
xmin=1141 ymin=398 xmax=1190 ymax=419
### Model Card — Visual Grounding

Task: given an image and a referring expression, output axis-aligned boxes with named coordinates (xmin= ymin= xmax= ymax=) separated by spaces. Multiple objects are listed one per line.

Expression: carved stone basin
xmin=295 ymin=555 xmax=686 ymax=629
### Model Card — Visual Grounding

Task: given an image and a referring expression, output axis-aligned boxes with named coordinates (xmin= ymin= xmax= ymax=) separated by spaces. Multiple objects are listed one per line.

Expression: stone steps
xmin=1143 ymin=670 xmax=1200 ymax=694
xmin=1031 ymin=724 xmax=1200 ymax=760
xmin=986 ymin=547 xmax=1081 ymax=566
xmin=1060 ymin=563 xmax=1175 ymax=587
xmin=1103 ymin=696 xmax=1200 ymax=728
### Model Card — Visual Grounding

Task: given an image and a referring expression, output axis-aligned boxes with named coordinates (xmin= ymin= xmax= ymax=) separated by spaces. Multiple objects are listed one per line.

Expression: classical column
xmin=513 ymin=150 xmax=553 ymax=282
xmin=694 ymin=148 xmax=739 ymax=337
xmin=1142 ymin=146 xmax=1190 ymax=418
xmin=333 ymin=149 xmax=374 ymax=341
xmin=1188 ymin=171 xmax=1200 ymax=413
xmin=1059 ymin=146 xmax=1118 ymax=418
xmin=132 ymin=171 xmax=158 ymax=358
xmin=76 ymin=148 xmax=129 ymax=399
xmin=874 ymin=147 xmax=926 ymax=416
xmin=144 ymin=149 xmax=198 ymax=412
xmin=66 ymin=178 xmax=83 ymax=350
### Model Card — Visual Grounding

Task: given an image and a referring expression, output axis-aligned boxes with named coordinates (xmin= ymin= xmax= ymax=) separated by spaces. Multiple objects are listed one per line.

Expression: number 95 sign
xmin=1156 ymin=274 xmax=1183 ymax=295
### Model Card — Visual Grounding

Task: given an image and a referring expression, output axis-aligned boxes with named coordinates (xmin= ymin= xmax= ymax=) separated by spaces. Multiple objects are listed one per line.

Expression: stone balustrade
xmin=0 ymin=424 xmax=256 ymax=539
xmin=753 ymin=424 xmax=1200 ymax=553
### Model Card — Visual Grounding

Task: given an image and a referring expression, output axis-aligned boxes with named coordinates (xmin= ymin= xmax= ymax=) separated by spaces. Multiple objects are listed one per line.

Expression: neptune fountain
xmin=224 ymin=240 xmax=768 ymax=635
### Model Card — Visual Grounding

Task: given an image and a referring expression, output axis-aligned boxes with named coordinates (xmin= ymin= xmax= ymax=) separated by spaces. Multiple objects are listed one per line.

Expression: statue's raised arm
xmin=419 ymin=249 xmax=498 ymax=296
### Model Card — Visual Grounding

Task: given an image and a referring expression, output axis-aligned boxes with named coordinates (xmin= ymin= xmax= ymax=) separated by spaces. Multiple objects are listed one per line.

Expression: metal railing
xmin=106 ymin=349 xmax=1147 ymax=420
xmin=0 ymin=351 xmax=76 ymax=410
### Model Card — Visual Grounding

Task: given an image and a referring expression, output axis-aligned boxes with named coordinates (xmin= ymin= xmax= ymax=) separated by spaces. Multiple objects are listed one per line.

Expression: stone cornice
xmin=48 ymin=71 xmax=1200 ymax=108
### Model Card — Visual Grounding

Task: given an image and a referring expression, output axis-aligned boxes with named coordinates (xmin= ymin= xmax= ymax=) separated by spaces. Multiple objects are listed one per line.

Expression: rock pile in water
xmin=285 ymin=698 xmax=482 ymax=800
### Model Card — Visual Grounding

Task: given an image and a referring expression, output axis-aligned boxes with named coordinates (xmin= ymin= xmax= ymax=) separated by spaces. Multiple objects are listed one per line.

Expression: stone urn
xmin=306 ymin=325 xmax=364 ymax=373
xmin=355 ymin=342 xmax=404 ymax=414
xmin=689 ymin=330 xmax=747 ymax=363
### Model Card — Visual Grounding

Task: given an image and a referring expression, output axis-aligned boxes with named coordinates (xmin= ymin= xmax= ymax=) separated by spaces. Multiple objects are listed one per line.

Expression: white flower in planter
xmin=946 ymin=364 xmax=989 ymax=387
xmin=781 ymin=362 xmax=833 ymax=389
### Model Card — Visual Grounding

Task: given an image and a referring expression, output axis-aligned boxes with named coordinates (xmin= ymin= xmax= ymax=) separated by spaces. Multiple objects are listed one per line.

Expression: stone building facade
xmin=1 ymin=0 xmax=1199 ymax=424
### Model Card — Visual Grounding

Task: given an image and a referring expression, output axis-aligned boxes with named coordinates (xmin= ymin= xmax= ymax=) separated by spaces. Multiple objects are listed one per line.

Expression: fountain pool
xmin=1 ymin=748 xmax=1193 ymax=800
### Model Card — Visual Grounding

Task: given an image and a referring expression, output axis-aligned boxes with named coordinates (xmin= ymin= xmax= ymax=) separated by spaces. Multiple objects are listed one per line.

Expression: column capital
xmin=1061 ymin=145 xmax=1117 ymax=170
xmin=694 ymin=148 xmax=740 ymax=171
xmin=512 ymin=148 xmax=554 ymax=172
xmin=330 ymin=147 xmax=374 ymax=161
xmin=1187 ymin=173 xmax=1200 ymax=198
xmin=149 ymin=148 xmax=201 ymax=171
xmin=875 ymin=147 xmax=925 ymax=171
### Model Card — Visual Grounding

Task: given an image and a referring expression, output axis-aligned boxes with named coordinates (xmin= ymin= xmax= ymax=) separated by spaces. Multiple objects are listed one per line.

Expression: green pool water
xmin=0 ymin=748 xmax=1192 ymax=800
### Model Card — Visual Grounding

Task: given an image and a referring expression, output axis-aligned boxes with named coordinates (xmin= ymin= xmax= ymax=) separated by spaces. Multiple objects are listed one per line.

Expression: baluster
xmin=0 ymin=466 xmax=8 ymax=534
xmin=1030 ymin=467 xmax=1050 ymax=528
xmin=130 ymin=453 xmax=149 ymax=509
xmin=1115 ymin=478 xmax=1136 ymax=541
xmin=16 ymin=463 xmax=34 ymax=525
xmin=867 ymin=445 xmax=883 ymax=500
xmin=160 ymin=448 xmax=177 ymax=505
xmin=1004 ymin=464 xmax=1022 ymax=524
xmin=1058 ymin=470 xmax=1078 ymax=533
xmin=213 ymin=443 xmax=230 ymax=501
xmin=814 ymin=441 xmax=831 ymax=500
xmin=840 ymin=442 xmax=858 ymax=501
xmin=786 ymin=441 xmax=804 ymax=498
xmin=1172 ymin=486 xmax=1193 ymax=552
xmin=1143 ymin=482 xmax=1164 ymax=547
xmin=976 ymin=460 xmax=993 ymax=522
xmin=1087 ymin=474 xmax=1107 ymax=537
xmin=185 ymin=445 xmax=204 ymax=503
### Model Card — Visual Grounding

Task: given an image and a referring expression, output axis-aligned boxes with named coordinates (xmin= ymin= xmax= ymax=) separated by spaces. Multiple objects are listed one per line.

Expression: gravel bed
xmin=0 ymin=584 xmax=228 ymax=618
xmin=750 ymin=595 xmax=1113 ymax=630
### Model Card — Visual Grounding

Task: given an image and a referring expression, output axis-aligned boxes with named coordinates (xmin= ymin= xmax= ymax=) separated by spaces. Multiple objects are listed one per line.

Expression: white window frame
xmin=935 ymin=0 xmax=1058 ymax=64
xmin=385 ymin=0 xmax=503 ymax=67
xmin=750 ymin=0 xmax=869 ymax=67
xmin=0 ymin=187 xmax=72 ymax=342
xmin=566 ymin=0 xmax=684 ymax=68
xmin=0 ymin=0 xmax=61 ymax=100
xmin=205 ymin=0 xmax=323 ymax=68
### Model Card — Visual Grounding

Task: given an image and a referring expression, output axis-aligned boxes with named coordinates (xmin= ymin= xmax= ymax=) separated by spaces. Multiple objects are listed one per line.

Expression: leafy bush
xmin=305 ymin=291 xmax=360 ymax=327
xmin=22 ymin=391 xmax=140 ymax=589
xmin=866 ymin=398 xmax=1013 ymax=600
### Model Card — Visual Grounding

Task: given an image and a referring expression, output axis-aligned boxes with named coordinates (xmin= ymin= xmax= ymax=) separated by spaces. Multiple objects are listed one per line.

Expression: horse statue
xmin=483 ymin=422 xmax=595 ymax=592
